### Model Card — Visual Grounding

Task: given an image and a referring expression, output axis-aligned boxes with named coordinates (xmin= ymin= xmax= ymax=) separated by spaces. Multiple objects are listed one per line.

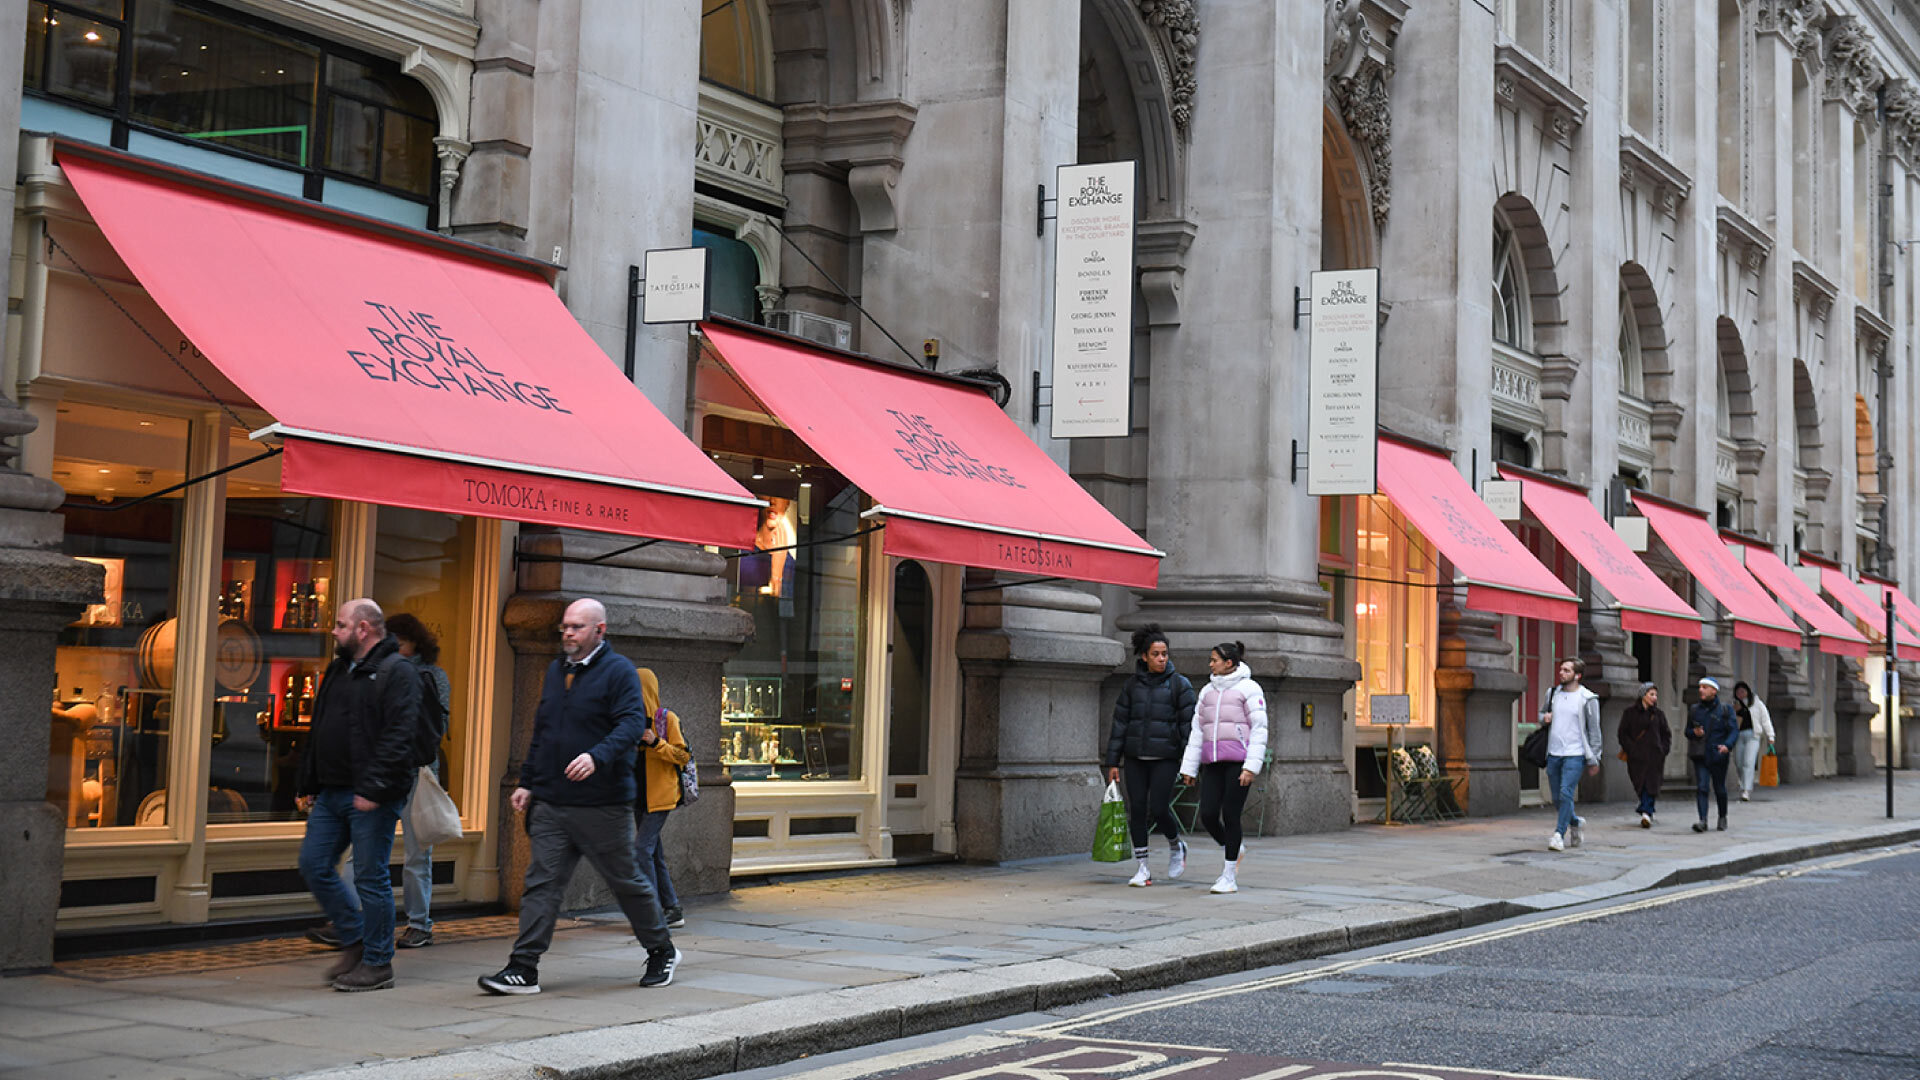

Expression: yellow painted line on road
xmin=1013 ymin=842 xmax=1920 ymax=1038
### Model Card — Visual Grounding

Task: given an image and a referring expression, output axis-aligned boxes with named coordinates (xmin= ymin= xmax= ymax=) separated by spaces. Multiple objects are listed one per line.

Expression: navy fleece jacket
xmin=519 ymin=646 xmax=647 ymax=805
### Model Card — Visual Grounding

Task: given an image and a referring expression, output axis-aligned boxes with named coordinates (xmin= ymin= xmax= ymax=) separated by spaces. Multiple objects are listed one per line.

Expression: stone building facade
xmin=5 ymin=0 xmax=1918 ymax=966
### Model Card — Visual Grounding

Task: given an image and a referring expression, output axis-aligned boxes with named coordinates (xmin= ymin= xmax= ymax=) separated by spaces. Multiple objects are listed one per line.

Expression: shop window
xmin=887 ymin=561 xmax=933 ymax=778
xmin=1351 ymin=495 xmax=1436 ymax=727
xmin=1492 ymin=426 xmax=1533 ymax=469
xmin=51 ymin=402 xmax=189 ymax=830
xmin=207 ymin=428 xmax=336 ymax=824
xmin=371 ymin=507 xmax=481 ymax=806
xmin=24 ymin=0 xmax=437 ymax=204
xmin=717 ymin=453 xmax=866 ymax=783
xmin=694 ymin=225 xmax=765 ymax=323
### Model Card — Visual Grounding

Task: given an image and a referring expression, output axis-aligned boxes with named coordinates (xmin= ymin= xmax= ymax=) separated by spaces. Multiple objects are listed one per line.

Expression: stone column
xmin=1830 ymin=654 xmax=1878 ymax=777
xmin=500 ymin=532 xmax=751 ymax=909
xmin=1768 ymin=645 xmax=1820 ymax=783
xmin=953 ymin=581 xmax=1123 ymax=861
xmin=1580 ymin=611 xmax=1642 ymax=805
xmin=1433 ymin=603 xmax=1525 ymax=815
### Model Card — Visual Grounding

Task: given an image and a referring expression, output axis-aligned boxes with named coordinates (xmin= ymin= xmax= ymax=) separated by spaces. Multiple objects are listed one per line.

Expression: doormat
xmin=56 ymin=915 xmax=589 ymax=980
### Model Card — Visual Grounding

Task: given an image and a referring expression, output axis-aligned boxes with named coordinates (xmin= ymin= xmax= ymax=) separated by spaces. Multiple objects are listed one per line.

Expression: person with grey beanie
xmin=1618 ymin=682 xmax=1671 ymax=827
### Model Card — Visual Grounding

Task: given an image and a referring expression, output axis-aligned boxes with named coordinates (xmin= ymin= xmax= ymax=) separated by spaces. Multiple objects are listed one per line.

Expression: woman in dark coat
xmin=1619 ymin=682 xmax=1672 ymax=829
xmin=1104 ymin=625 xmax=1197 ymax=887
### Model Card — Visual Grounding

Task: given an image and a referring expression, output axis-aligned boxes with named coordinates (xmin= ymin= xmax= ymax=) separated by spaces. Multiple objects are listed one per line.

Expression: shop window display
xmin=372 ymin=507 xmax=479 ymax=804
xmin=205 ymin=431 xmax=335 ymax=823
xmin=717 ymin=461 xmax=865 ymax=783
xmin=50 ymin=403 xmax=188 ymax=829
xmin=1349 ymin=495 xmax=1436 ymax=727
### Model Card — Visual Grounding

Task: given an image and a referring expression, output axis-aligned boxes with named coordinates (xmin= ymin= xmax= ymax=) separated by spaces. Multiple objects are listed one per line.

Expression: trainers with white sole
xmin=1127 ymin=862 xmax=1152 ymax=887
xmin=1548 ymin=831 xmax=1565 ymax=852
xmin=639 ymin=945 xmax=680 ymax=988
xmin=1167 ymin=839 xmax=1189 ymax=880
xmin=478 ymin=965 xmax=540 ymax=995
xmin=1568 ymin=819 xmax=1583 ymax=848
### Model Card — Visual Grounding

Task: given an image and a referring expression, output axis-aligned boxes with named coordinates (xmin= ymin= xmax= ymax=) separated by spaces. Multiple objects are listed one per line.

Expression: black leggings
xmin=1197 ymin=761 xmax=1251 ymax=860
xmin=1121 ymin=757 xmax=1181 ymax=851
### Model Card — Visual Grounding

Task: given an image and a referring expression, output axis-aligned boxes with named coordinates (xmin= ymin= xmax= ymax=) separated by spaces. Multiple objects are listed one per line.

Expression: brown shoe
xmin=332 ymin=962 xmax=394 ymax=992
xmin=395 ymin=926 xmax=434 ymax=949
xmin=323 ymin=941 xmax=365 ymax=982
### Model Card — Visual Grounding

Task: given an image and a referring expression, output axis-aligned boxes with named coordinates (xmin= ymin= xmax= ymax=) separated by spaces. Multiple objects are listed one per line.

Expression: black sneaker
xmin=663 ymin=906 xmax=686 ymax=929
xmin=478 ymin=964 xmax=540 ymax=995
xmin=396 ymin=926 xmax=434 ymax=949
xmin=1716 ymin=816 xmax=1728 ymax=831
xmin=306 ymin=923 xmax=343 ymax=948
xmin=639 ymin=945 xmax=680 ymax=988
xmin=1692 ymin=820 xmax=1708 ymax=833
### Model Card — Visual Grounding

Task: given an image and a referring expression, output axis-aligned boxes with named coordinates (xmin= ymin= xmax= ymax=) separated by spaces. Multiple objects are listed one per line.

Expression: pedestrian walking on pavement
xmin=1688 ymin=677 xmax=1739 ymax=832
xmin=388 ymin=613 xmax=451 ymax=950
xmin=634 ymin=666 xmax=691 ymax=930
xmin=1539 ymin=657 xmax=1602 ymax=852
xmin=1178 ymin=641 xmax=1268 ymax=894
xmin=1618 ymin=682 xmax=1672 ymax=828
xmin=296 ymin=599 xmax=423 ymax=993
xmin=479 ymin=598 xmax=679 ymax=996
xmin=1731 ymin=680 xmax=1776 ymax=802
xmin=1105 ymin=624 xmax=1197 ymax=887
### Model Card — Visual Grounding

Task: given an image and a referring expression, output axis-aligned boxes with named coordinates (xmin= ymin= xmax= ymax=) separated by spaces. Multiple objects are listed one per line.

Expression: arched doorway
xmin=1322 ymin=108 xmax=1374 ymax=271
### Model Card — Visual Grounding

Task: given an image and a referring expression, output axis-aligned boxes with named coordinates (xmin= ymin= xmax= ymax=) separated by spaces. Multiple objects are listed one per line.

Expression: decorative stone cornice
xmin=1138 ymin=0 xmax=1199 ymax=134
xmin=1716 ymin=201 xmax=1774 ymax=273
xmin=783 ymin=100 xmax=918 ymax=233
xmin=432 ymin=135 xmax=470 ymax=236
xmin=1756 ymin=0 xmax=1824 ymax=58
xmin=1620 ymin=132 xmax=1691 ymax=219
xmin=1885 ymin=80 xmax=1920 ymax=163
xmin=1793 ymin=258 xmax=1839 ymax=321
xmin=1136 ymin=217 xmax=1199 ymax=328
xmin=1857 ymin=305 xmax=1892 ymax=353
xmin=1494 ymin=43 xmax=1587 ymax=147
xmin=1823 ymin=16 xmax=1885 ymax=116
xmin=1326 ymin=0 xmax=1406 ymax=232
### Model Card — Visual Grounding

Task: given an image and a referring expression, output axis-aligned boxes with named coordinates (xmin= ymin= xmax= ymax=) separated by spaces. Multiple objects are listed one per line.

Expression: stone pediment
xmin=1495 ymin=43 xmax=1587 ymax=146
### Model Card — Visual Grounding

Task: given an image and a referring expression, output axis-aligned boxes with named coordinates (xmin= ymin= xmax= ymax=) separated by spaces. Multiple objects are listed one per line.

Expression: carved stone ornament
xmin=1756 ymin=0 xmax=1823 ymax=57
xmin=1824 ymin=17 xmax=1885 ymax=115
xmin=1138 ymin=0 xmax=1199 ymax=134
xmin=1744 ymin=244 xmax=1767 ymax=274
xmin=1332 ymin=66 xmax=1393 ymax=230
xmin=1885 ymin=80 xmax=1920 ymax=161
xmin=1325 ymin=0 xmax=1369 ymax=79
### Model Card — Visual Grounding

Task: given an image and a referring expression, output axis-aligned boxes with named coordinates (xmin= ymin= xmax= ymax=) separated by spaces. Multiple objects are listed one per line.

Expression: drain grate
xmin=57 ymin=915 xmax=588 ymax=980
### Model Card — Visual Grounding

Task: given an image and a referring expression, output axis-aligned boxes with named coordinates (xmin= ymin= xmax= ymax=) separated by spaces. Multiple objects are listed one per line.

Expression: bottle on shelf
xmin=303 ymin=583 xmax=321 ymax=629
xmin=297 ymin=675 xmax=316 ymax=722
xmin=285 ymin=579 xmax=305 ymax=629
xmin=281 ymin=672 xmax=300 ymax=725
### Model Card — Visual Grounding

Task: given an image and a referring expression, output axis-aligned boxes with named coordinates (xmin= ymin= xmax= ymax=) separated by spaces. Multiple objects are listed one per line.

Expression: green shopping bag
xmin=1092 ymin=780 xmax=1131 ymax=862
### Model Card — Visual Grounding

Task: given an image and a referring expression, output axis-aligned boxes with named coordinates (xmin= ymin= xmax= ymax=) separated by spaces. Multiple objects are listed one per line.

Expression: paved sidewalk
xmin=5 ymin=775 xmax=1919 ymax=1080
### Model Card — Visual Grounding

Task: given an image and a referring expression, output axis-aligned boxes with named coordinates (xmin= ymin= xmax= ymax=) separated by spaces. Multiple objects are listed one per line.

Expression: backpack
xmin=404 ymin=661 xmax=446 ymax=770
xmin=653 ymin=707 xmax=699 ymax=806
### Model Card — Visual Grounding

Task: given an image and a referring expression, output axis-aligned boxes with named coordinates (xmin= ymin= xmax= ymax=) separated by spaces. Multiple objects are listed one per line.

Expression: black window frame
xmin=24 ymin=0 xmax=439 ymax=219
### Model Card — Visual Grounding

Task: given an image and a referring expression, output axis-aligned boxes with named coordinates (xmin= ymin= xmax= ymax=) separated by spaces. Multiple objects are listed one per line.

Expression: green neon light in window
xmin=182 ymin=125 xmax=308 ymax=167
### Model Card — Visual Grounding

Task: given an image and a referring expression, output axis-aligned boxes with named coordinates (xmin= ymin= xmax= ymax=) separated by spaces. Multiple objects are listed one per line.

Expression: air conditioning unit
xmin=768 ymin=309 xmax=853 ymax=351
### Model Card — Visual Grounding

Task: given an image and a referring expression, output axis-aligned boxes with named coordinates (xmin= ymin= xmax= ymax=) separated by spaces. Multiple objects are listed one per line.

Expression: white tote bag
xmin=409 ymin=766 xmax=463 ymax=847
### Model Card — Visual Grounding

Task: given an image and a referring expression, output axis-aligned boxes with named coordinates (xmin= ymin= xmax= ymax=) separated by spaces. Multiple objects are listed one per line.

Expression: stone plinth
xmin=502 ymin=530 xmax=751 ymax=912
xmin=1581 ymin=619 xmax=1642 ymax=805
xmin=1435 ymin=604 xmax=1524 ymax=816
xmin=954 ymin=581 xmax=1125 ymax=862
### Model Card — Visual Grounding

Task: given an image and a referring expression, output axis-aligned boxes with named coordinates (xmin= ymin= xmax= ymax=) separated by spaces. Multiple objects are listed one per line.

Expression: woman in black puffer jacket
xmin=1105 ymin=625 xmax=1197 ymax=887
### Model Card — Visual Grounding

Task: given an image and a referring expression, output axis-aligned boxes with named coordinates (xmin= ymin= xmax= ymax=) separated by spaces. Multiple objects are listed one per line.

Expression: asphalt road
xmin=743 ymin=843 xmax=1920 ymax=1080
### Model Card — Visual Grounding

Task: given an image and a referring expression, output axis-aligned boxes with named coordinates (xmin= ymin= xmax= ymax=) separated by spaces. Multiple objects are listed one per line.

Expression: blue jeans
xmin=1546 ymin=754 xmax=1585 ymax=838
xmin=299 ymin=787 xmax=405 ymax=967
xmin=1695 ymin=755 xmax=1730 ymax=821
xmin=635 ymin=809 xmax=679 ymax=911
xmin=1636 ymin=787 xmax=1658 ymax=816
xmin=400 ymin=765 xmax=436 ymax=931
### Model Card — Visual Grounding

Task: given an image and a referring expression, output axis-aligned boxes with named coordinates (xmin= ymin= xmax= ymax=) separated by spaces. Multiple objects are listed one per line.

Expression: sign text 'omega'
xmin=1049 ymin=162 xmax=1137 ymax=440
xmin=1306 ymin=268 xmax=1380 ymax=496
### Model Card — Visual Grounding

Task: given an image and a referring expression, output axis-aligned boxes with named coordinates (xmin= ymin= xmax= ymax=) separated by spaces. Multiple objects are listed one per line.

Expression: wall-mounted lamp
xmin=750 ymin=457 xmax=765 ymax=480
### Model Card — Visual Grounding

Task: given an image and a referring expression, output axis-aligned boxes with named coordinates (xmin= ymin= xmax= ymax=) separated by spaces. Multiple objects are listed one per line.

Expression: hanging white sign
xmin=1306 ymin=268 xmax=1381 ymax=495
xmin=642 ymin=246 xmax=711 ymax=324
xmin=1049 ymin=161 xmax=1137 ymax=439
xmin=1482 ymin=479 xmax=1523 ymax=522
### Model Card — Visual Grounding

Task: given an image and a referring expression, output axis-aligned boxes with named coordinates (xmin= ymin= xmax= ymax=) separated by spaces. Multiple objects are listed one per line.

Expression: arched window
xmin=701 ymin=0 xmax=772 ymax=98
xmin=1716 ymin=362 xmax=1734 ymax=438
xmin=1618 ymin=289 xmax=1644 ymax=397
xmin=1493 ymin=218 xmax=1531 ymax=350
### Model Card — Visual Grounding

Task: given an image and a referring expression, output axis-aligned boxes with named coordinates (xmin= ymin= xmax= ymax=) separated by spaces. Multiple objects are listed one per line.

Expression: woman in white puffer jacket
xmin=1178 ymin=641 xmax=1268 ymax=894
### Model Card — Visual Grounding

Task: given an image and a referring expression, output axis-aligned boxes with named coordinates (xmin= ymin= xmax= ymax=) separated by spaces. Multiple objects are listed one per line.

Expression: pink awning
xmin=1499 ymin=467 xmax=1699 ymax=638
xmin=699 ymin=322 xmax=1164 ymax=588
xmin=1808 ymin=560 xmax=1920 ymax=649
xmin=57 ymin=143 xmax=759 ymax=547
xmin=1725 ymin=539 xmax=1869 ymax=657
xmin=1863 ymin=575 xmax=1920 ymax=648
xmin=1631 ymin=496 xmax=1800 ymax=648
xmin=1375 ymin=438 xmax=1578 ymax=623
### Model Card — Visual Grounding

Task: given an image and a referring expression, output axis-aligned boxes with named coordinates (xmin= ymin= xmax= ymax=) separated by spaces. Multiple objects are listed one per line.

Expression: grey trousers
xmin=510 ymin=801 xmax=671 ymax=967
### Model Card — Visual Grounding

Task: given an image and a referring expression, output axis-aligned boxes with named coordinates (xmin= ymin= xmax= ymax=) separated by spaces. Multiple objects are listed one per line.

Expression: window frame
xmin=1492 ymin=218 xmax=1532 ymax=352
xmin=24 ymin=0 xmax=438 ymax=213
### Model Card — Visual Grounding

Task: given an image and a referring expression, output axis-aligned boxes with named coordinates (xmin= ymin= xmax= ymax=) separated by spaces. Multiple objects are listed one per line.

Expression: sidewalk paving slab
xmin=7 ymin=773 xmax=1919 ymax=1080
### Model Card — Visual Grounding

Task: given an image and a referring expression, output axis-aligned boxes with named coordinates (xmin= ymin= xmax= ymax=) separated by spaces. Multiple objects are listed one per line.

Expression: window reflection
xmin=372 ymin=507 xmax=479 ymax=804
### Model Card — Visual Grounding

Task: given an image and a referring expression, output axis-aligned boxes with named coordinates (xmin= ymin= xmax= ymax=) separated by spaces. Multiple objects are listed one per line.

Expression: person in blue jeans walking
xmin=1618 ymin=682 xmax=1672 ymax=828
xmin=634 ymin=667 xmax=690 ymax=928
xmin=389 ymin=613 xmax=452 ymax=949
xmin=1539 ymin=657 xmax=1602 ymax=852
xmin=1688 ymin=677 xmax=1739 ymax=832
xmin=295 ymin=599 xmax=422 ymax=992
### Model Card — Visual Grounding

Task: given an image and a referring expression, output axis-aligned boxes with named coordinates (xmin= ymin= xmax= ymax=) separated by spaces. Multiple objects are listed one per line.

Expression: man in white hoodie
xmin=1540 ymin=657 xmax=1602 ymax=852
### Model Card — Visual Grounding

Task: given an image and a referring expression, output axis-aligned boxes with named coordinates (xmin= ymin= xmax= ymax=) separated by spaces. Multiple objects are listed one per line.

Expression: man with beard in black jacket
xmin=296 ymin=598 xmax=422 ymax=992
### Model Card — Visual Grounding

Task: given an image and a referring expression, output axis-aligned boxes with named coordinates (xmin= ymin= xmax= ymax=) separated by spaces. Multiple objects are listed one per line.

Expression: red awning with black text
xmin=699 ymin=322 xmax=1164 ymax=589
xmin=1811 ymin=559 xmax=1920 ymax=648
xmin=56 ymin=143 xmax=759 ymax=547
xmin=1375 ymin=438 xmax=1578 ymax=623
xmin=1498 ymin=466 xmax=1699 ymax=639
xmin=1724 ymin=539 xmax=1869 ymax=657
xmin=1630 ymin=496 xmax=1800 ymax=648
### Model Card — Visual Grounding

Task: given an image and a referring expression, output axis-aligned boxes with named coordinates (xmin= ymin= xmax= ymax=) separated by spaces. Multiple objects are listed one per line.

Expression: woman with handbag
xmin=1731 ymin=681 xmax=1776 ymax=802
xmin=635 ymin=667 xmax=692 ymax=928
xmin=391 ymin=613 xmax=451 ymax=949
xmin=1618 ymin=683 xmax=1671 ymax=828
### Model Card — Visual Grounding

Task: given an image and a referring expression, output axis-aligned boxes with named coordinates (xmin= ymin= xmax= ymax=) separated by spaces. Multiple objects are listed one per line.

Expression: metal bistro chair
xmin=1372 ymin=742 xmax=1464 ymax=823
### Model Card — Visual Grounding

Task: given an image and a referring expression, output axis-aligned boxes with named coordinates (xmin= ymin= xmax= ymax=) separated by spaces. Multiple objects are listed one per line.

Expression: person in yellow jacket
xmin=634 ymin=667 xmax=692 ymax=928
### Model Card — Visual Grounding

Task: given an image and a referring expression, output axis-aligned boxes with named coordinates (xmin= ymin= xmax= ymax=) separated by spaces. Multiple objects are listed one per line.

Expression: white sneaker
xmin=1167 ymin=839 xmax=1189 ymax=880
xmin=1127 ymin=862 xmax=1152 ymax=887
xmin=1639 ymin=813 xmax=1652 ymax=829
xmin=1740 ymin=791 xmax=1751 ymax=801
xmin=1548 ymin=832 xmax=1565 ymax=852
xmin=1209 ymin=869 xmax=1238 ymax=894
xmin=1568 ymin=820 xmax=1583 ymax=848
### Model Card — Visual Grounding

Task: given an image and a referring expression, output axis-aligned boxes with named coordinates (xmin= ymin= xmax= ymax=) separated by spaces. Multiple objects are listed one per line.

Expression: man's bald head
xmin=560 ymin=597 xmax=608 ymax=659
xmin=332 ymin=597 xmax=386 ymax=659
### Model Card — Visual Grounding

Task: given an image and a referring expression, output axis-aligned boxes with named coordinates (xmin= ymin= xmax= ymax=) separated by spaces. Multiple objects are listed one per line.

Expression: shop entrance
xmin=883 ymin=560 xmax=961 ymax=858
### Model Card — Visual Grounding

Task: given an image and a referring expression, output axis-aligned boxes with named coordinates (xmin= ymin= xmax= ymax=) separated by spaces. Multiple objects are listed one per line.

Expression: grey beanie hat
xmin=1638 ymin=681 xmax=1658 ymax=700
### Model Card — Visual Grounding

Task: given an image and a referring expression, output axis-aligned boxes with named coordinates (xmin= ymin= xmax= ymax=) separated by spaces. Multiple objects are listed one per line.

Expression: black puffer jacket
xmin=296 ymin=634 xmax=422 ymax=805
xmin=1106 ymin=660 xmax=1197 ymax=765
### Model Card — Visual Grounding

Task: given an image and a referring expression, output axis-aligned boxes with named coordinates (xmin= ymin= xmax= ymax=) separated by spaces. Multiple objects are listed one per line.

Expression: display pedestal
xmin=503 ymin=529 xmax=752 ymax=912
xmin=954 ymin=579 xmax=1124 ymax=862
